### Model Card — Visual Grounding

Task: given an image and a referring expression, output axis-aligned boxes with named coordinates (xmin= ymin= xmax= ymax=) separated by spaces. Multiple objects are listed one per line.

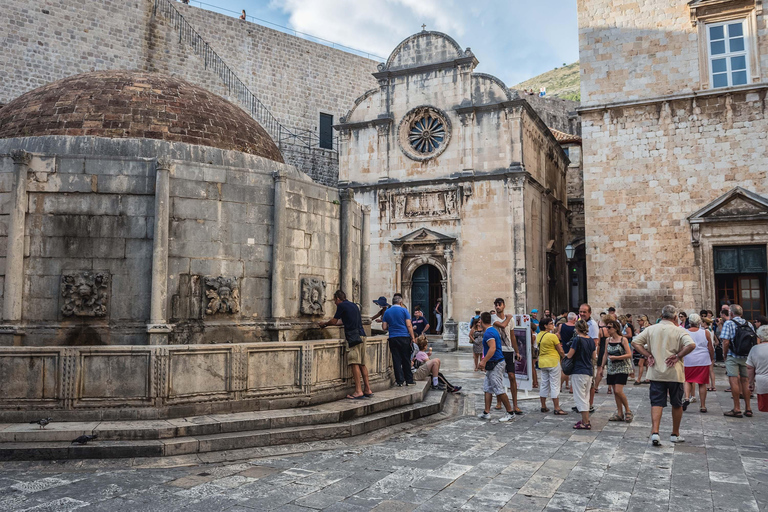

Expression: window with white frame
xmin=707 ymin=19 xmax=749 ymax=88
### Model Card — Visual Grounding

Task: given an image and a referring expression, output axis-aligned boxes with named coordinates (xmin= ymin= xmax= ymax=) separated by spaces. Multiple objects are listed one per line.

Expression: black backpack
xmin=732 ymin=321 xmax=757 ymax=357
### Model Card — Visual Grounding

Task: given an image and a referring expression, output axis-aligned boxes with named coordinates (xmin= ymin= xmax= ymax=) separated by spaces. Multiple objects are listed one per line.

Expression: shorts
xmin=758 ymin=394 xmax=768 ymax=413
xmin=503 ymin=351 xmax=517 ymax=373
xmin=483 ymin=359 xmax=507 ymax=395
xmin=684 ymin=365 xmax=710 ymax=384
xmin=649 ymin=380 xmax=684 ymax=408
xmin=571 ymin=374 xmax=593 ymax=412
xmin=413 ymin=362 xmax=431 ymax=381
xmin=347 ymin=338 xmax=367 ymax=366
xmin=606 ymin=373 xmax=628 ymax=386
xmin=725 ymin=356 xmax=748 ymax=378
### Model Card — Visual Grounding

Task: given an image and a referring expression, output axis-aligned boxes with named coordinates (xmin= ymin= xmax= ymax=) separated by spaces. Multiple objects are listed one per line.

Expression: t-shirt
xmin=382 ymin=306 xmax=411 ymax=338
xmin=412 ymin=316 xmax=428 ymax=336
xmin=559 ymin=324 xmax=576 ymax=348
xmin=587 ymin=318 xmax=599 ymax=340
xmin=570 ymin=335 xmax=596 ymax=375
xmin=435 ymin=302 xmax=443 ymax=314
xmin=747 ymin=344 xmax=768 ymax=394
xmin=631 ymin=320 xmax=695 ymax=382
xmin=531 ymin=318 xmax=540 ymax=334
xmin=333 ymin=300 xmax=365 ymax=346
xmin=415 ymin=351 xmax=429 ymax=363
xmin=483 ymin=327 xmax=505 ymax=362
xmin=537 ymin=331 xmax=561 ymax=368
xmin=491 ymin=313 xmax=515 ymax=352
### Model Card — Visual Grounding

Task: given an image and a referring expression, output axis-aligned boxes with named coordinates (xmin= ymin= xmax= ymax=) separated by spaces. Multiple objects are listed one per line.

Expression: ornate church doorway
xmin=411 ymin=264 xmax=442 ymax=334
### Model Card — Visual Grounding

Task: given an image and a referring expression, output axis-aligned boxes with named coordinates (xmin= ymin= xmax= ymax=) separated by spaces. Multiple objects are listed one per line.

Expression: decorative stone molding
xmin=9 ymin=149 xmax=32 ymax=166
xmin=60 ymin=271 xmax=110 ymax=318
xmin=397 ymin=106 xmax=452 ymax=161
xmin=383 ymin=186 xmax=463 ymax=222
xmin=300 ymin=277 xmax=327 ymax=315
xmin=203 ymin=276 xmax=240 ymax=315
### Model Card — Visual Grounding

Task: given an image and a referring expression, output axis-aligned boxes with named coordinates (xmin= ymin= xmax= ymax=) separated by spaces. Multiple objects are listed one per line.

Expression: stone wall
xmin=0 ymin=0 xmax=379 ymax=182
xmin=0 ymin=337 xmax=392 ymax=421
xmin=514 ymin=91 xmax=581 ymax=136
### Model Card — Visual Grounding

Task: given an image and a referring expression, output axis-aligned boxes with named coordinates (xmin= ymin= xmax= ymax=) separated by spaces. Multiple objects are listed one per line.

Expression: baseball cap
xmin=531 ymin=309 xmax=538 ymax=313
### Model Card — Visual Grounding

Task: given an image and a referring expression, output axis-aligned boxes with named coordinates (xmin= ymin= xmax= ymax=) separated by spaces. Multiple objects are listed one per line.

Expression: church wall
xmin=579 ymin=93 xmax=768 ymax=314
xmin=0 ymin=0 xmax=378 ymax=178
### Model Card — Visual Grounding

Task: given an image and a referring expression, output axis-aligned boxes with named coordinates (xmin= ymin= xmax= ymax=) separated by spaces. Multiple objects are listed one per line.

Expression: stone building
xmin=0 ymin=0 xmax=379 ymax=184
xmin=0 ymin=71 xmax=368 ymax=346
xmin=336 ymin=31 xmax=569 ymax=334
xmin=578 ymin=0 xmax=768 ymax=319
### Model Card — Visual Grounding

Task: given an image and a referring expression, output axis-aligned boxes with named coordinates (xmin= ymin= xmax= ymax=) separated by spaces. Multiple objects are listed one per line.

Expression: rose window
xmin=408 ymin=115 xmax=446 ymax=154
xmin=398 ymin=106 xmax=452 ymax=161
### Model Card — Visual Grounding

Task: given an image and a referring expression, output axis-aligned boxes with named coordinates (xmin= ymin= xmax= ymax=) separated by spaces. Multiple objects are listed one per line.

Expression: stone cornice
xmin=373 ymin=56 xmax=478 ymax=80
xmin=334 ymin=115 xmax=393 ymax=132
xmin=578 ymin=82 xmax=768 ymax=113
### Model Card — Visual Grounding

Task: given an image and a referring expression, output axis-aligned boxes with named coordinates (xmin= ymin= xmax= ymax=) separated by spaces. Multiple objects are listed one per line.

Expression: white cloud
xmin=273 ymin=0 xmax=579 ymax=86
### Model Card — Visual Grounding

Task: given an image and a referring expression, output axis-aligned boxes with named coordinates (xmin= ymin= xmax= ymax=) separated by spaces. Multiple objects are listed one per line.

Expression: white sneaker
xmin=651 ymin=433 xmax=661 ymax=446
xmin=690 ymin=397 xmax=698 ymax=403
xmin=498 ymin=412 xmax=515 ymax=422
xmin=477 ymin=412 xmax=491 ymax=420
xmin=670 ymin=434 xmax=685 ymax=443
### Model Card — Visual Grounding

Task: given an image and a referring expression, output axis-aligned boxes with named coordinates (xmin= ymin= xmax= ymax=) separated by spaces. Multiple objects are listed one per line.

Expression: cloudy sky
xmin=194 ymin=0 xmax=579 ymax=86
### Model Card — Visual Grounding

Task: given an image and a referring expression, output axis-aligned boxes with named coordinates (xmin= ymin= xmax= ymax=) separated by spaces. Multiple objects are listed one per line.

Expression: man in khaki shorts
xmin=319 ymin=290 xmax=372 ymax=399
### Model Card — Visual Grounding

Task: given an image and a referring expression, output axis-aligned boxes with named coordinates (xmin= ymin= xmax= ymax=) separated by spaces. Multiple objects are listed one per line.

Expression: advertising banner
xmin=512 ymin=314 xmax=533 ymax=391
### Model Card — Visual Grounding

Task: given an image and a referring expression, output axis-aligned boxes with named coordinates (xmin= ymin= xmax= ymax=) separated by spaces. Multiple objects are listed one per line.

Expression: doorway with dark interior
xmin=411 ymin=264 xmax=443 ymax=334
xmin=714 ymin=245 xmax=767 ymax=321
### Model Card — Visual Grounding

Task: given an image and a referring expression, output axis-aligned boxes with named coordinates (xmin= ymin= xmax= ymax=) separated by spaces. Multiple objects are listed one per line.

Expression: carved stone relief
xmin=203 ymin=276 xmax=240 ymax=315
xmin=384 ymin=187 xmax=464 ymax=222
xmin=60 ymin=271 xmax=110 ymax=318
xmin=352 ymin=278 xmax=361 ymax=305
xmin=300 ymin=277 xmax=327 ymax=315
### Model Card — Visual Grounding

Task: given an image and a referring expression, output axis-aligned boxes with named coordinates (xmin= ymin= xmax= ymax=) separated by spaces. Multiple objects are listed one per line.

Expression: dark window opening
xmin=319 ymin=113 xmax=333 ymax=150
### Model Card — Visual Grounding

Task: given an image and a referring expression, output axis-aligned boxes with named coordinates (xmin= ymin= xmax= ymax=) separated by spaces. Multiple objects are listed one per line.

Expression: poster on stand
xmin=513 ymin=314 xmax=533 ymax=391
xmin=458 ymin=322 xmax=471 ymax=346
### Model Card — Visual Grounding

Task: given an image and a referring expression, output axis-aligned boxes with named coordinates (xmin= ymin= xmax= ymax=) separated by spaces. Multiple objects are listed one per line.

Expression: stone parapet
xmin=0 ymin=336 xmax=392 ymax=422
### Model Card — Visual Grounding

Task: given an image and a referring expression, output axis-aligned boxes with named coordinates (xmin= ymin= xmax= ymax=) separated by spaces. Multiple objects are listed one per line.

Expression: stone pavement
xmin=1 ymin=353 xmax=767 ymax=511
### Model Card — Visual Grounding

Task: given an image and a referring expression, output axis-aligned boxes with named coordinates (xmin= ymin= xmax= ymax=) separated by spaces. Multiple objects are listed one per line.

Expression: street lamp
xmin=565 ymin=243 xmax=575 ymax=260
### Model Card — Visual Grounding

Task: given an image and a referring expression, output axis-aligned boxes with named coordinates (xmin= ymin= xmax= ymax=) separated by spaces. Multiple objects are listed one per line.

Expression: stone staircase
xmin=0 ymin=382 xmax=444 ymax=461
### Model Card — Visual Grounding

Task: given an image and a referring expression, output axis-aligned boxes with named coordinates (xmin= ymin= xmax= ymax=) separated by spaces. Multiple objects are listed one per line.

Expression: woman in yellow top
xmin=537 ymin=317 xmax=567 ymax=415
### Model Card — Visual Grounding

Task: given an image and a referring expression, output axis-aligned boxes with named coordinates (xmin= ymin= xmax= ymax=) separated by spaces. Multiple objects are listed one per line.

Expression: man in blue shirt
xmin=382 ymin=293 xmax=417 ymax=386
xmin=477 ymin=312 xmax=515 ymax=422
xmin=319 ymin=290 xmax=372 ymax=399
xmin=412 ymin=306 xmax=430 ymax=336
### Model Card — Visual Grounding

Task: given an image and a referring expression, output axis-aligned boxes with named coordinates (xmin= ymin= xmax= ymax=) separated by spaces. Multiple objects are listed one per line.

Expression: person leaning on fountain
xmin=319 ymin=290 xmax=373 ymax=399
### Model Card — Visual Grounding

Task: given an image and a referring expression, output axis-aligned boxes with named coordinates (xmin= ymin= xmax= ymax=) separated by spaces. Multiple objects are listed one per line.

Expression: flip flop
xmin=707 ymin=387 xmax=716 ymax=392
xmin=700 ymin=408 xmax=708 ymax=413
xmin=363 ymin=393 xmax=374 ymax=398
xmin=541 ymin=407 xmax=550 ymax=413
xmin=553 ymin=409 xmax=568 ymax=415
xmin=346 ymin=394 xmax=365 ymax=400
xmin=745 ymin=410 xmax=753 ymax=417
xmin=514 ymin=409 xmax=524 ymax=415
xmin=723 ymin=409 xmax=743 ymax=418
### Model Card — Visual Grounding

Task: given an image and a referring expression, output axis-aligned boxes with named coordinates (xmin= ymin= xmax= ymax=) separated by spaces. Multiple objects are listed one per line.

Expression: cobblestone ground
xmin=1 ymin=353 xmax=768 ymax=511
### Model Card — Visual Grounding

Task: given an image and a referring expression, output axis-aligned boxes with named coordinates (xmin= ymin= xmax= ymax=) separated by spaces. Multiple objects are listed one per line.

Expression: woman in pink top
xmin=684 ymin=313 xmax=715 ymax=413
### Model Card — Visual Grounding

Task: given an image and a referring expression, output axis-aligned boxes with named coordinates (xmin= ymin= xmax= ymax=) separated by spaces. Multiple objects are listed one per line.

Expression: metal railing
xmin=152 ymin=0 xmax=335 ymax=152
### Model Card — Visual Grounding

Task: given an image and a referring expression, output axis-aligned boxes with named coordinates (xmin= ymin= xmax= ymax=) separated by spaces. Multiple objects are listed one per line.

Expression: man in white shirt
xmin=492 ymin=298 xmax=522 ymax=414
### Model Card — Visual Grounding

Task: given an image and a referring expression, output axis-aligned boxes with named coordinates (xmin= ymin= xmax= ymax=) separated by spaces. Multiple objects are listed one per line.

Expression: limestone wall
xmin=513 ymin=92 xmax=581 ymax=136
xmin=0 ymin=337 xmax=392 ymax=421
xmin=580 ymin=92 xmax=768 ymax=313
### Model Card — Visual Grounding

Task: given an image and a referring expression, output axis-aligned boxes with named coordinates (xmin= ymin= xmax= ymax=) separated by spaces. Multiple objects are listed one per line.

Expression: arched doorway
xmin=411 ymin=264 xmax=442 ymax=334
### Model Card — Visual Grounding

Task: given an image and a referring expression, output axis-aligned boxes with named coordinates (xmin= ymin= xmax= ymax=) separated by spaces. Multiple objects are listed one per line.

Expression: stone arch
xmin=382 ymin=31 xmax=467 ymax=72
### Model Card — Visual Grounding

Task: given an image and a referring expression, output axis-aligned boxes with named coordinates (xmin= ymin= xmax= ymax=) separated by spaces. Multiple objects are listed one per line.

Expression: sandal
xmin=573 ymin=421 xmax=591 ymax=430
xmin=554 ymin=409 xmax=568 ymax=415
xmin=745 ymin=410 xmax=753 ymax=417
xmin=608 ymin=412 xmax=625 ymax=421
xmin=540 ymin=407 xmax=550 ymax=413
xmin=495 ymin=404 xmax=503 ymax=410
xmin=700 ymin=407 xmax=708 ymax=413
xmin=607 ymin=388 xmax=613 ymax=395
xmin=514 ymin=408 xmax=524 ymax=415
xmin=723 ymin=409 xmax=743 ymax=418
xmin=633 ymin=381 xmax=642 ymax=386
xmin=707 ymin=387 xmax=716 ymax=392
xmin=624 ymin=411 xmax=634 ymax=423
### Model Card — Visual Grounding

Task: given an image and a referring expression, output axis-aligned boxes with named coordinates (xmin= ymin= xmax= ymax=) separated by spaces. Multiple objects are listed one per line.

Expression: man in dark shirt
xmin=412 ymin=306 xmax=430 ymax=336
xmin=319 ymin=290 xmax=372 ymax=399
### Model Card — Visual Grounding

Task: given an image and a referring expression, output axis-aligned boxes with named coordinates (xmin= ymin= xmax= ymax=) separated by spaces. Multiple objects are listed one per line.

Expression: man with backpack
xmin=721 ymin=304 xmax=757 ymax=418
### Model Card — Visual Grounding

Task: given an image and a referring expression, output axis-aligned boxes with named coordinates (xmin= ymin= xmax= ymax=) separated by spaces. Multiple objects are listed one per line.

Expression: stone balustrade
xmin=0 ymin=336 xmax=391 ymax=422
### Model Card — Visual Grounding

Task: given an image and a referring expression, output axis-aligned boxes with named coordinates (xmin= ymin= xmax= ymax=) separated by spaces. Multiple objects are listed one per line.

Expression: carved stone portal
xmin=204 ymin=276 xmax=240 ymax=315
xmin=300 ymin=277 xmax=326 ymax=315
xmin=60 ymin=271 xmax=110 ymax=318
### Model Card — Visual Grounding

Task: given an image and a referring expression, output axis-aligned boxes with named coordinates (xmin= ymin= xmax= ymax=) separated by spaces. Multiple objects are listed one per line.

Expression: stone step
xmin=0 ymin=389 xmax=446 ymax=461
xmin=0 ymin=382 xmax=431 ymax=443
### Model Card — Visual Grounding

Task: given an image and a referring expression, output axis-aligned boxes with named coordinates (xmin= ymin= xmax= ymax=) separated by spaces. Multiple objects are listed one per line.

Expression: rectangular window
xmin=707 ymin=19 xmax=749 ymax=88
xmin=319 ymin=113 xmax=333 ymax=150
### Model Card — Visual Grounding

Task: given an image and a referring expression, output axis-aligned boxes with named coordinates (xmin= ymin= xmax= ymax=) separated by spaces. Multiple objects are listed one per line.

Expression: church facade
xmin=336 ymin=31 xmax=569 ymax=332
xmin=578 ymin=0 xmax=768 ymax=319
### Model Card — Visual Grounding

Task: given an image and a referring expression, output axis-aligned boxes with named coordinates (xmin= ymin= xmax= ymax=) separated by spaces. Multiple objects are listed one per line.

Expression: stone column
xmin=340 ymin=188 xmax=354 ymax=297
xmin=443 ymin=248 xmax=454 ymax=321
xmin=360 ymin=205 xmax=371 ymax=320
xmin=271 ymin=170 xmax=288 ymax=321
xmin=0 ymin=150 xmax=30 ymax=345
xmin=147 ymin=157 xmax=172 ymax=345
xmin=507 ymin=175 xmax=527 ymax=315
xmin=393 ymin=247 xmax=403 ymax=294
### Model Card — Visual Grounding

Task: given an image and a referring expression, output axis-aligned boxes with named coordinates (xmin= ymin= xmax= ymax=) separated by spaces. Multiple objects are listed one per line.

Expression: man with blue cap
xmin=531 ymin=309 xmax=540 ymax=334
